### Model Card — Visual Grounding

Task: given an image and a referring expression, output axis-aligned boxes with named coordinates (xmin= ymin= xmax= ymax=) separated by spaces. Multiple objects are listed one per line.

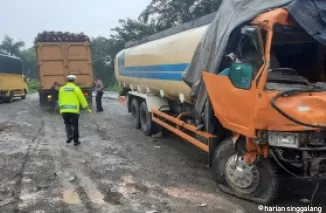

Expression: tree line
xmin=0 ymin=0 xmax=222 ymax=89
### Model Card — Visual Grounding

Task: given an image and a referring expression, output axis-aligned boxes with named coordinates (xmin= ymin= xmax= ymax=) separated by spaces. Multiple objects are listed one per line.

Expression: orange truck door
xmin=202 ymin=26 xmax=265 ymax=138
xmin=64 ymin=43 xmax=93 ymax=88
xmin=37 ymin=43 xmax=66 ymax=89
xmin=203 ymin=69 xmax=258 ymax=138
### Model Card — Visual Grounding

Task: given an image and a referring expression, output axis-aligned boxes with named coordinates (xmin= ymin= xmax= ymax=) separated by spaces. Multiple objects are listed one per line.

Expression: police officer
xmin=58 ymin=75 xmax=91 ymax=145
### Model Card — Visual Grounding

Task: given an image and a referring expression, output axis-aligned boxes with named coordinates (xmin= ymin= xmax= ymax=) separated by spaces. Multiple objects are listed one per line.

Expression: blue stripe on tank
xmin=117 ymin=50 xmax=189 ymax=81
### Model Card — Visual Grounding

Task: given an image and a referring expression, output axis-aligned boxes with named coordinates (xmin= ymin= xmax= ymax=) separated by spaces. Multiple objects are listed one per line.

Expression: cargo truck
xmin=115 ymin=5 xmax=326 ymax=205
xmin=35 ymin=31 xmax=93 ymax=109
xmin=0 ymin=54 xmax=28 ymax=102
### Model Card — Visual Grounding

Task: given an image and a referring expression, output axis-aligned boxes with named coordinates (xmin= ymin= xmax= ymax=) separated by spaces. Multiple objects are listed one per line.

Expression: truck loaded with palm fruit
xmin=34 ymin=31 xmax=94 ymax=109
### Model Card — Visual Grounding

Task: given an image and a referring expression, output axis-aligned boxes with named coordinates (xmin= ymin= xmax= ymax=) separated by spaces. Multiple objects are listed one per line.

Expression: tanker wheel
xmin=131 ymin=98 xmax=140 ymax=129
xmin=212 ymin=137 xmax=279 ymax=205
xmin=139 ymin=101 xmax=158 ymax=136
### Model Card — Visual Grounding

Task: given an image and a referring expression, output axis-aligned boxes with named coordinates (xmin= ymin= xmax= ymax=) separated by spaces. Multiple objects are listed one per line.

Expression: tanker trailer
xmin=115 ymin=13 xmax=213 ymax=136
xmin=115 ymin=6 xmax=326 ymax=205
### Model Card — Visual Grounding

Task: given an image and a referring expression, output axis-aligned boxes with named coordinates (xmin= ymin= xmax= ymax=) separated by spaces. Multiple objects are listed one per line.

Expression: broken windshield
xmin=265 ymin=24 xmax=323 ymax=90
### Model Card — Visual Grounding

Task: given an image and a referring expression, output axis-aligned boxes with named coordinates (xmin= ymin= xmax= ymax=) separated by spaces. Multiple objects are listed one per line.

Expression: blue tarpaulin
xmin=287 ymin=0 xmax=326 ymax=45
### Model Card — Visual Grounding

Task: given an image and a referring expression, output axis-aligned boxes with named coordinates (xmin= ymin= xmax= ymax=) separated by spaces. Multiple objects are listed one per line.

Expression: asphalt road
xmin=0 ymin=93 xmax=325 ymax=213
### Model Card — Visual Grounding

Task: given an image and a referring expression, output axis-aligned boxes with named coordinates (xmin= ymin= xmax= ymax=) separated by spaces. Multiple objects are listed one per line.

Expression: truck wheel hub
xmin=225 ymin=155 xmax=260 ymax=192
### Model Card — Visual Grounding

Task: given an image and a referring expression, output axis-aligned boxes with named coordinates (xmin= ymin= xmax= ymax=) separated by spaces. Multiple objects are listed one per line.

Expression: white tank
xmin=114 ymin=24 xmax=209 ymax=104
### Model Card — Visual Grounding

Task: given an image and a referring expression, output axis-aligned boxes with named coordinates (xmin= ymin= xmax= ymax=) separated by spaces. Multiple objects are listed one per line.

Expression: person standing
xmin=50 ymin=82 xmax=59 ymax=112
xmin=58 ymin=75 xmax=91 ymax=145
xmin=95 ymin=76 xmax=104 ymax=112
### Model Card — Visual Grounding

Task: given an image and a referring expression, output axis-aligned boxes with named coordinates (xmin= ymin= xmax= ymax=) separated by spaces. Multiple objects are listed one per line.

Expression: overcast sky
xmin=0 ymin=0 xmax=151 ymax=47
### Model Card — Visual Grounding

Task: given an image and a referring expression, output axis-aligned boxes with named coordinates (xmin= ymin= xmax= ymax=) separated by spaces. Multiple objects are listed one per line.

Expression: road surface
xmin=0 ymin=93 xmax=324 ymax=213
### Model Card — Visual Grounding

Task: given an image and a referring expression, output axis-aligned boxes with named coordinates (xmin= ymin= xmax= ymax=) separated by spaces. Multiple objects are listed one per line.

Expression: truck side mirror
xmin=228 ymin=62 xmax=253 ymax=89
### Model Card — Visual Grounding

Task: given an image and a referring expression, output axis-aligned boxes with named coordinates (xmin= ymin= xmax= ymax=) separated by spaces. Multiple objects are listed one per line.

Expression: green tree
xmin=0 ymin=35 xmax=37 ymax=79
xmin=139 ymin=0 xmax=222 ymax=30
xmin=0 ymin=35 xmax=25 ymax=57
xmin=111 ymin=18 xmax=158 ymax=42
xmin=91 ymin=36 xmax=114 ymax=86
xmin=20 ymin=47 xmax=38 ymax=79
xmin=90 ymin=18 xmax=157 ymax=88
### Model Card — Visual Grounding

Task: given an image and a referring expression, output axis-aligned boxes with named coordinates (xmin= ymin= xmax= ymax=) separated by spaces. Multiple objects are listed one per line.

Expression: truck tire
xmin=139 ymin=101 xmax=158 ymax=136
xmin=38 ymin=91 xmax=43 ymax=107
xmin=21 ymin=90 xmax=27 ymax=99
xmin=6 ymin=92 xmax=14 ymax=103
xmin=212 ymin=137 xmax=279 ymax=205
xmin=131 ymin=98 xmax=140 ymax=129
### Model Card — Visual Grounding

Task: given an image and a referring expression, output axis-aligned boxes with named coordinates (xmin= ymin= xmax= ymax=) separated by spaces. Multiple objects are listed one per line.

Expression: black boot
xmin=74 ymin=141 xmax=81 ymax=146
xmin=73 ymin=140 xmax=81 ymax=146
xmin=65 ymin=124 xmax=73 ymax=143
xmin=66 ymin=136 xmax=72 ymax=144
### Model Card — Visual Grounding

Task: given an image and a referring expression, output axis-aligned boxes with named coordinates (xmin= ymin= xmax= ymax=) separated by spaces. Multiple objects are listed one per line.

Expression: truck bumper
xmin=39 ymin=88 xmax=93 ymax=110
xmin=81 ymin=88 xmax=93 ymax=106
xmin=39 ymin=90 xmax=55 ymax=108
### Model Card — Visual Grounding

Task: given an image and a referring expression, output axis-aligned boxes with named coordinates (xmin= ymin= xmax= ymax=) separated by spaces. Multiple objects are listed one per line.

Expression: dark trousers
xmin=62 ymin=113 xmax=79 ymax=142
xmin=96 ymin=91 xmax=103 ymax=111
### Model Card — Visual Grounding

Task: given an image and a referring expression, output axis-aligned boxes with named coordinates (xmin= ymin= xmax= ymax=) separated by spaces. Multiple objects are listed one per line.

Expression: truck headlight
xmin=268 ymin=132 xmax=299 ymax=149
xmin=47 ymin=95 xmax=52 ymax=99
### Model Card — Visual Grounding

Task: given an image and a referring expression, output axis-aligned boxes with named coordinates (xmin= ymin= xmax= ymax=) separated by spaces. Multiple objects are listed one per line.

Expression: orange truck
xmin=115 ymin=6 xmax=326 ymax=205
xmin=34 ymin=31 xmax=93 ymax=109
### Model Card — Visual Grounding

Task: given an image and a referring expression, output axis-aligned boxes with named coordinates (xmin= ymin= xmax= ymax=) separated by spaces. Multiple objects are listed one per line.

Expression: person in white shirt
xmin=94 ymin=76 xmax=104 ymax=112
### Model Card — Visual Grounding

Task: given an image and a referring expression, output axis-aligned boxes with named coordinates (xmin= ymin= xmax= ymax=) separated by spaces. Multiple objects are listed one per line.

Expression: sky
xmin=0 ymin=0 xmax=151 ymax=48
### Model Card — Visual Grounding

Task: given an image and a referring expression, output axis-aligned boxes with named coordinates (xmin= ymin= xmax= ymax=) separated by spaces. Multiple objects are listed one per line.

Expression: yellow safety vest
xmin=58 ymin=82 xmax=88 ymax=114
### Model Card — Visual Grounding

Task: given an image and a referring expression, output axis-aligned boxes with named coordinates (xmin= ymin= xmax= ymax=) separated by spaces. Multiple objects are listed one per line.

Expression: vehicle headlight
xmin=268 ymin=132 xmax=299 ymax=149
xmin=47 ymin=95 xmax=52 ymax=99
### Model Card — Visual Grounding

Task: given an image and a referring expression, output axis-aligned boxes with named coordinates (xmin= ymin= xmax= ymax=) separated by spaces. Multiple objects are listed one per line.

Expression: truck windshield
xmin=235 ymin=32 xmax=263 ymax=77
xmin=265 ymin=24 xmax=323 ymax=90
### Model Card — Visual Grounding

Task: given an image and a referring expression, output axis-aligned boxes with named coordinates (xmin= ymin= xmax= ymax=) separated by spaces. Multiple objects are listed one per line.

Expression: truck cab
xmin=203 ymin=8 xmax=326 ymax=204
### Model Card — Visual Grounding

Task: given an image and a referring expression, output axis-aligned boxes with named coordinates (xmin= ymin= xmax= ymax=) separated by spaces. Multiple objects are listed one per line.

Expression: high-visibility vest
xmin=58 ymin=82 xmax=88 ymax=114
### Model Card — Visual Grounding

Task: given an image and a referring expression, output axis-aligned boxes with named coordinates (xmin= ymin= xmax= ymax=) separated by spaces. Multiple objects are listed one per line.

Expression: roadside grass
xmin=106 ymin=83 xmax=121 ymax=92
xmin=27 ymin=79 xmax=40 ymax=94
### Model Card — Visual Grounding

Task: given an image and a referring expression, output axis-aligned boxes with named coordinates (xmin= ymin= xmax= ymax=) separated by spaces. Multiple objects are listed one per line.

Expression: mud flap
xmin=310 ymin=158 xmax=323 ymax=177
xmin=208 ymin=137 xmax=218 ymax=167
xmin=205 ymin=98 xmax=225 ymax=167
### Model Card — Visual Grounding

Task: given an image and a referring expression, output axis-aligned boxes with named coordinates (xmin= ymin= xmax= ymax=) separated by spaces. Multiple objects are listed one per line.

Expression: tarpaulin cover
xmin=0 ymin=54 xmax=23 ymax=75
xmin=182 ymin=0 xmax=326 ymax=128
xmin=286 ymin=0 xmax=326 ymax=46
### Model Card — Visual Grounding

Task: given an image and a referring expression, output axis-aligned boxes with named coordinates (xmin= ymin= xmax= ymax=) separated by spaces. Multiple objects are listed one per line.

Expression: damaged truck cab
xmin=204 ymin=8 xmax=326 ymax=203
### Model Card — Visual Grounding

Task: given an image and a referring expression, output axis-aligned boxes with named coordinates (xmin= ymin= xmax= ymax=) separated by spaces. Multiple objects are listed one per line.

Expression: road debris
xmin=300 ymin=198 xmax=310 ymax=204
xmin=68 ymin=176 xmax=77 ymax=182
xmin=198 ymin=202 xmax=207 ymax=207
